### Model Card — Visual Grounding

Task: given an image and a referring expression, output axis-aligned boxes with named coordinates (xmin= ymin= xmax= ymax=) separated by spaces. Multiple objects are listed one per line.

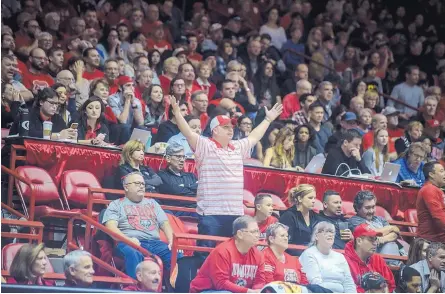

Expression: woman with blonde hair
xmin=263 ymin=127 xmax=297 ymax=170
xmin=279 ymin=184 xmax=320 ymax=248
xmin=362 ymin=128 xmax=389 ymax=176
xmin=363 ymin=90 xmax=381 ymax=114
xmin=299 ymin=222 xmax=356 ymax=292
xmin=8 ymin=243 xmax=54 ymax=286
xmin=118 ymin=140 xmax=162 ymax=193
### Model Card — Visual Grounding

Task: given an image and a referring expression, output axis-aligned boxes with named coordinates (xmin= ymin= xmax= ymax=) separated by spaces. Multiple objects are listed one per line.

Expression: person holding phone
xmin=318 ymin=190 xmax=353 ymax=249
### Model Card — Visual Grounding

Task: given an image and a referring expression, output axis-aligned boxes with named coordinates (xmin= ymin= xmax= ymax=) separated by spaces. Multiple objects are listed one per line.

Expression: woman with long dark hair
xmin=256 ymin=122 xmax=282 ymax=161
xmin=259 ymin=7 xmax=287 ymax=50
xmin=52 ymin=83 xmax=76 ymax=127
xmin=148 ymin=49 xmax=162 ymax=76
xmin=293 ymin=124 xmax=317 ymax=169
xmin=216 ymin=39 xmax=236 ymax=76
xmin=72 ymin=96 xmax=110 ymax=146
xmin=96 ymin=28 xmax=123 ymax=66
xmin=253 ymin=61 xmax=281 ymax=108
xmin=142 ymin=84 xmax=165 ymax=128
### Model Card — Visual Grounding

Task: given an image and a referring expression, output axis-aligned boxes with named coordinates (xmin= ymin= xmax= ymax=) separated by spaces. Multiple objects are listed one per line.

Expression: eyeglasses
xmin=126 ymin=181 xmax=145 ymax=186
xmin=45 ymin=100 xmax=60 ymax=106
xmin=171 ymin=155 xmax=186 ymax=160
xmin=241 ymin=122 xmax=252 ymax=126
xmin=241 ymin=229 xmax=260 ymax=235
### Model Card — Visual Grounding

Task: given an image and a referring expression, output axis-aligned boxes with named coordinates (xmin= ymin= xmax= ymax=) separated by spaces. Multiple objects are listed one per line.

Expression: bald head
xmin=219 ymin=98 xmax=237 ymax=113
xmin=136 ymin=260 xmax=161 ymax=292
xmin=296 ymin=80 xmax=312 ymax=95
xmin=296 ymin=64 xmax=309 ymax=80
xmin=372 ymin=114 xmax=387 ymax=130
xmin=56 ymin=70 xmax=75 ymax=86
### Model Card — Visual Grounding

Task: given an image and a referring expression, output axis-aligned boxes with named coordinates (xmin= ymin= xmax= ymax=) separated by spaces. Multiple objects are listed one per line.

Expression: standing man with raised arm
xmin=169 ymin=96 xmax=283 ymax=255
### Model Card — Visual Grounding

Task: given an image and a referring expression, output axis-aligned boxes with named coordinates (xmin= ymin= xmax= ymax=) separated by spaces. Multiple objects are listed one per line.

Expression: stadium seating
xmin=313 ymin=199 xmax=324 ymax=213
xmin=375 ymin=206 xmax=393 ymax=221
xmin=1 ymin=243 xmax=54 ymax=273
xmin=60 ymin=170 xmax=106 ymax=209
xmin=342 ymin=201 xmax=356 ymax=216
xmin=243 ymin=189 xmax=256 ymax=216
xmin=404 ymin=209 xmax=418 ymax=233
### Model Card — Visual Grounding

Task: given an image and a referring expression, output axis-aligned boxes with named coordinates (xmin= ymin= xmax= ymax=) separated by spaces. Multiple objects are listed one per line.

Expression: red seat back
xmin=375 ymin=206 xmax=393 ymax=221
xmin=61 ymin=170 xmax=105 ymax=208
xmin=257 ymin=192 xmax=287 ymax=209
xmin=160 ymin=214 xmax=196 ymax=256
xmin=404 ymin=209 xmax=418 ymax=233
xmin=342 ymin=201 xmax=356 ymax=216
xmin=2 ymin=243 xmax=54 ymax=272
xmin=313 ymin=199 xmax=324 ymax=213
xmin=243 ymin=189 xmax=256 ymax=204
xmin=15 ymin=166 xmax=60 ymax=204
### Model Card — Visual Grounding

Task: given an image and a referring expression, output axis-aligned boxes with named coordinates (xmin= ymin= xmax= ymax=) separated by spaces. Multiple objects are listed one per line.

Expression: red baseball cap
xmin=426 ymin=119 xmax=440 ymax=128
xmin=210 ymin=115 xmax=232 ymax=132
xmin=353 ymin=224 xmax=383 ymax=239
xmin=117 ymin=76 xmax=133 ymax=87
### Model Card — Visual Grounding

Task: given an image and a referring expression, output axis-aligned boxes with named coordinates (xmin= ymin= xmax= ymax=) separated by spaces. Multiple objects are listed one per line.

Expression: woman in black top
xmin=253 ymin=61 xmax=281 ymax=108
xmin=293 ymin=124 xmax=317 ymax=169
xmin=72 ymin=96 xmax=110 ymax=146
xmin=1 ymin=82 xmax=25 ymax=129
xmin=279 ymin=184 xmax=320 ymax=254
xmin=118 ymin=140 xmax=162 ymax=193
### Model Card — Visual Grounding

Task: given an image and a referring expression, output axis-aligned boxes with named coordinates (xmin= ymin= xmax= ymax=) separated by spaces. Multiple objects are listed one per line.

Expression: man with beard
xmin=47 ymin=47 xmax=64 ymax=79
xmin=393 ymin=142 xmax=427 ymax=186
xmin=15 ymin=19 xmax=40 ymax=55
xmin=1 ymin=33 xmax=16 ymax=52
xmin=82 ymin=48 xmax=104 ymax=81
xmin=104 ymin=59 xmax=120 ymax=95
xmin=318 ymin=190 xmax=353 ymax=249
xmin=1 ymin=55 xmax=33 ymax=102
xmin=123 ymin=259 xmax=162 ymax=292
xmin=416 ymin=161 xmax=445 ymax=243
xmin=22 ymin=48 xmax=55 ymax=95
xmin=343 ymin=223 xmax=396 ymax=292
xmin=10 ymin=88 xmax=77 ymax=140
xmin=409 ymin=242 xmax=445 ymax=292
xmin=82 ymin=5 xmax=100 ymax=31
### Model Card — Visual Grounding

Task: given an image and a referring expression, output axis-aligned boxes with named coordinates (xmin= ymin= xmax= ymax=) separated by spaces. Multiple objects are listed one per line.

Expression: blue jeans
xmin=116 ymin=239 xmax=172 ymax=278
xmin=164 ymin=210 xmax=200 ymax=218
xmin=195 ymin=215 xmax=240 ymax=259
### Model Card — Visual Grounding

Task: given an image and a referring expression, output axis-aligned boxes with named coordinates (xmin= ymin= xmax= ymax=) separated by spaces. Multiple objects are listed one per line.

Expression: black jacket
xmin=1 ymin=101 xmax=24 ymax=129
xmin=10 ymin=107 xmax=66 ymax=138
xmin=118 ymin=163 xmax=163 ymax=193
xmin=153 ymin=120 xmax=179 ymax=144
xmin=157 ymin=168 xmax=198 ymax=208
xmin=318 ymin=211 xmax=349 ymax=249
xmin=321 ymin=146 xmax=370 ymax=176
xmin=279 ymin=206 xmax=320 ymax=254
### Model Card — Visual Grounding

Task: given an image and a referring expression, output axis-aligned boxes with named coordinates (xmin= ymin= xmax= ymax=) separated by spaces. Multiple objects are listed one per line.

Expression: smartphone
xmin=70 ymin=123 xmax=79 ymax=129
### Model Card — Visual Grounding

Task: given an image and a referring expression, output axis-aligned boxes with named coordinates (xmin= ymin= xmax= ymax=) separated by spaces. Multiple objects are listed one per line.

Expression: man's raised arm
xmin=169 ymin=96 xmax=199 ymax=150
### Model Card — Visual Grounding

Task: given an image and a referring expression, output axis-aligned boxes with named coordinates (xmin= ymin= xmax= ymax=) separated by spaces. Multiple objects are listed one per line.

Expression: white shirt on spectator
xmin=194 ymin=136 xmax=252 ymax=216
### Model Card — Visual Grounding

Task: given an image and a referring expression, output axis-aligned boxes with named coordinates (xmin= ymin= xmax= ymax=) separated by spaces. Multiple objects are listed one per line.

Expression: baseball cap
xmin=117 ymin=75 xmax=133 ymax=87
xmin=353 ymin=224 xmax=383 ymax=239
xmin=426 ymin=119 xmax=440 ymax=128
xmin=342 ymin=112 xmax=357 ymax=121
xmin=381 ymin=106 xmax=400 ymax=117
xmin=360 ymin=272 xmax=387 ymax=291
xmin=210 ymin=115 xmax=232 ymax=132
xmin=209 ymin=23 xmax=223 ymax=33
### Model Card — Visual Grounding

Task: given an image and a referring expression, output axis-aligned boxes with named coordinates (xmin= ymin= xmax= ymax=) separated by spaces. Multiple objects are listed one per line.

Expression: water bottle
xmin=144 ymin=131 xmax=152 ymax=153
xmin=18 ymin=107 xmax=30 ymax=137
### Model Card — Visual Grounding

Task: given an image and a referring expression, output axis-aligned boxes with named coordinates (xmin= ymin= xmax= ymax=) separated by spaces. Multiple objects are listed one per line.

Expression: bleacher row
xmin=1 ymin=156 xmax=419 ymax=291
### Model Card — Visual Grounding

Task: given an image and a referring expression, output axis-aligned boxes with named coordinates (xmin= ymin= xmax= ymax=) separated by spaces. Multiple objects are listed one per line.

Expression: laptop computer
xmin=304 ymin=154 xmax=326 ymax=173
xmin=379 ymin=162 xmax=401 ymax=182
xmin=129 ymin=128 xmax=152 ymax=149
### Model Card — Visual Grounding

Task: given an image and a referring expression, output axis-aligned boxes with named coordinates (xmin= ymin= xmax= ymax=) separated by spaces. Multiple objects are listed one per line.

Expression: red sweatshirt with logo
xmin=190 ymin=238 xmax=266 ymax=293
xmin=263 ymin=247 xmax=309 ymax=284
xmin=343 ymin=241 xmax=395 ymax=292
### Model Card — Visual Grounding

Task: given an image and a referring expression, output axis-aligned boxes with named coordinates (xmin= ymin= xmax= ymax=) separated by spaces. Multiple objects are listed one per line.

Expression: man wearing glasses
xmin=393 ymin=142 xmax=427 ymax=187
xmin=22 ymin=48 xmax=54 ymax=95
xmin=343 ymin=223 xmax=396 ymax=292
xmin=103 ymin=172 xmax=175 ymax=279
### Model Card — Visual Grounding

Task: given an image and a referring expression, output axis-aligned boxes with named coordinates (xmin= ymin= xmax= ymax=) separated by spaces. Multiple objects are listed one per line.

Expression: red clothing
xmin=108 ymin=80 xmax=119 ymax=95
xmin=343 ymin=241 xmax=395 ymax=293
xmin=14 ymin=32 xmax=33 ymax=50
xmin=82 ymin=69 xmax=104 ymax=81
xmin=200 ymin=113 xmax=209 ymax=130
xmin=22 ymin=71 xmax=54 ymax=93
xmin=193 ymin=79 xmax=217 ymax=100
xmin=190 ymin=238 xmax=266 ymax=293
xmin=159 ymin=75 xmax=172 ymax=95
xmin=16 ymin=60 xmax=27 ymax=76
xmin=188 ymin=52 xmax=203 ymax=62
xmin=362 ymin=131 xmax=396 ymax=153
xmin=416 ymin=182 xmax=445 ymax=242
xmin=7 ymin=276 xmax=55 ymax=286
xmin=281 ymin=92 xmax=300 ymax=120
xmin=258 ymin=216 xmax=278 ymax=241
xmin=263 ymin=247 xmax=309 ymax=284
xmin=146 ymin=38 xmax=172 ymax=52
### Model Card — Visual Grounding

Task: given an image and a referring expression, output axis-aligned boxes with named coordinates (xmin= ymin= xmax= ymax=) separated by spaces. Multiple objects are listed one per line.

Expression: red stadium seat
xmin=161 ymin=214 xmax=196 ymax=256
xmin=243 ymin=189 xmax=256 ymax=216
xmin=60 ymin=170 xmax=106 ymax=209
xmin=178 ymin=216 xmax=198 ymax=234
xmin=243 ymin=158 xmax=264 ymax=167
xmin=313 ymin=199 xmax=324 ymax=213
xmin=257 ymin=192 xmax=287 ymax=209
xmin=1 ymin=128 xmax=9 ymax=148
xmin=342 ymin=201 xmax=356 ymax=216
xmin=375 ymin=206 xmax=393 ymax=221
xmin=404 ymin=209 xmax=418 ymax=233
xmin=1 ymin=243 xmax=54 ymax=273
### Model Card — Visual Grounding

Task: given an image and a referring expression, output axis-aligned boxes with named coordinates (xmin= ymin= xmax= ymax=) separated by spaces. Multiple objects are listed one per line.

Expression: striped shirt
xmin=194 ymin=136 xmax=252 ymax=216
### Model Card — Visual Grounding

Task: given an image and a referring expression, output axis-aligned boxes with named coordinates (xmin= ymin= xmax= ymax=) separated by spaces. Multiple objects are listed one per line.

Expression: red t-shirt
xmin=193 ymin=79 xmax=217 ymax=100
xmin=14 ymin=32 xmax=33 ymax=50
xmin=190 ymin=238 xmax=266 ymax=293
xmin=82 ymin=69 xmax=105 ymax=81
xmin=263 ymin=247 xmax=309 ymax=284
xmin=281 ymin=92 xmax=300 ymax=120
xmin=104 ymin=105 xmax=117 ymax=124
xmin=159 ymin=75 xmax=172 ymax=95
xmin=188 ymin=52 xmax=203 ymax=62
xmin=258 ymin=216 xmax=278 ymax=241
xmin=416 ymin=182 xmax=445 ymax=242
xmin=146 ymin=38 xmax=172 ymax=52
xmin=22 ymin=71 xmax=54 ymax=93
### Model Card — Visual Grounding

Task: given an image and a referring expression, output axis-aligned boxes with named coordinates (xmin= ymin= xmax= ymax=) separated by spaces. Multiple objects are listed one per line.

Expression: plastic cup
xmin=42 ymin=121 xmax=53 ymax=139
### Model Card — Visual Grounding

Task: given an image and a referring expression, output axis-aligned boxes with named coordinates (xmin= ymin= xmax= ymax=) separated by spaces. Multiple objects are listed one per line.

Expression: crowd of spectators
xmin=2 ymin=0 xmax=445 ymax=292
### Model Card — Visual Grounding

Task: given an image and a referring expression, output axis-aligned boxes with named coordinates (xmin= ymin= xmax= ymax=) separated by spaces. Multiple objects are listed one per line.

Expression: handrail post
xmin=7 ymin=145 xmax=17 ymax=206
xmin=170 ymin=233 xmax=179 ymax=277
xmin=85 ymin=187 xmax=94 ymax=251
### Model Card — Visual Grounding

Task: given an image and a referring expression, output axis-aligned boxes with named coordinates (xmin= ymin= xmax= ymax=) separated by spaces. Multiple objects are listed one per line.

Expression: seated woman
xmin=293 ymin=124 xmax=317 ymax=170
xmin=8 ymin=243 xmax=55 ymax=286
xmin=279 ymin=184 xmax=320 ymax=251
xmin=142 ymin=84 xmax=165 ymax=128
xmin=1 ymin=82 xmax=25 ymax=129
xmin=255 ymin=122 xmax=282 ymax=161
xmin=72 ymin=96 xmax=110 ymax=146
xmin=406 ymin=238 xmax=430 ymax=266
xmin=263 ymin=222 xmax=309 ymax=284
xmin=299 ymin=222 xmax=356 ymax=293
xmin=395 ymin=121 xmax=423 ymax=156
xmin=362 ymin=128 xmax=389 ymax=176
xmin=356 ymin=108 xmax=372 ymax=135
xmin=119 ymin=140 xmax=162 ymax=193
xmin=263 ymin=127 xmax=299 ymax=170
xmin=233 ymin=115 xmax=253 ymax=140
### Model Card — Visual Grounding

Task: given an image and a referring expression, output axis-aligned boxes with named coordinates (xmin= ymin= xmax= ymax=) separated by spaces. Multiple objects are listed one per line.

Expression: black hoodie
xmin=318 ymin=210 xmax=350 ymax=249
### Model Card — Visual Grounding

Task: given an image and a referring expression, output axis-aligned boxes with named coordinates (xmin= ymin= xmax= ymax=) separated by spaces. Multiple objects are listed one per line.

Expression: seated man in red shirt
xmin=123 ymin=259 xmax=162 ymax=292
xmin=281 ymin=79 xmax=312 ymax=120
xmin=82 ymin=48 xmax=104 ymax=81
xmin=343 ymin=224 xmax=396 ymax=292
xmin=190 ymin=215 xmax=266 ymax=293
xmin=253 ymin=193 xmax=277 ymax=242
xmin=22 ymin=48 xmax=54 ymax=95
xmin=416 ymin=161 xmax=445 ymax=242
